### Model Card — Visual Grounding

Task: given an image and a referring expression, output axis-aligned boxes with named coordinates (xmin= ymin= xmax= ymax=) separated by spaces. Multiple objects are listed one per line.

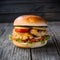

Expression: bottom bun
xmin=13 ymin=40 xmax=47 ymax=48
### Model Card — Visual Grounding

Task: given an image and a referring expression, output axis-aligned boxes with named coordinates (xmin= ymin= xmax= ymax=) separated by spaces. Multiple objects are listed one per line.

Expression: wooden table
xmin=0 ymin=22 xmax=60 ymax=60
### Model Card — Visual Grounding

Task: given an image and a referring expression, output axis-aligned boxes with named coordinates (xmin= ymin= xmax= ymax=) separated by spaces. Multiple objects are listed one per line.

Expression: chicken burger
xmin=9 ymin=15 xmax=50 ymax=48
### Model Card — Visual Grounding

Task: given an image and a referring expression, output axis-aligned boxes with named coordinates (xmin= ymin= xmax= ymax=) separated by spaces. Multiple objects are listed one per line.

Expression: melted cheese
xmin=15 ymin=27 xmax=29 ymax=29
xmin=33 ymin=27 xmax=46 ymax=30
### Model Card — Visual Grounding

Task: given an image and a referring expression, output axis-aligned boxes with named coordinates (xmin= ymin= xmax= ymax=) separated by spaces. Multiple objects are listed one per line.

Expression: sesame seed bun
xmin=14 ymin=15 xmax=47 ymax=26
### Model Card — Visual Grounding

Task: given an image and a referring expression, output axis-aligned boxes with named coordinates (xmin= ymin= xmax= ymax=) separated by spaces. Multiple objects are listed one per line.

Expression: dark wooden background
xmin=0 ymin=0 xmax=60 ymax=22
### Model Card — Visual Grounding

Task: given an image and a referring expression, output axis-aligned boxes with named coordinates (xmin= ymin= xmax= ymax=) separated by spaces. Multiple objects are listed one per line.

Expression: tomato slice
xmin=22 ymin=39 xmax=28 ymax=42
xmin=29 ymin=37 xmax=44 ymax=42
xmin=15 ymin=29 xmax=29 ymax=33
xmin=30 ymin=39 xmax=37 ymax=42
xmin=37 ymin=37 xmax=44 ymax=41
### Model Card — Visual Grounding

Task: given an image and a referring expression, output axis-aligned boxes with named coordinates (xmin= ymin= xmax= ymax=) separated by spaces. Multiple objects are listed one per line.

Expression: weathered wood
xmin=0 ymin=23 xmax=9 ymax=37
xmin=0 ymin=3 xmax=59 ymax=13
xmin=0 ymin=13 xmax=60 ymax=23
xmin=0 ymin=0 xmax=60 ymax=22
xmin=0 ymin=0 xmax=59 ymax=4
xmin=0 ymin=23 xmax=30 ymax=60
xmin=48 ymin=22 xmax=60 ymax=55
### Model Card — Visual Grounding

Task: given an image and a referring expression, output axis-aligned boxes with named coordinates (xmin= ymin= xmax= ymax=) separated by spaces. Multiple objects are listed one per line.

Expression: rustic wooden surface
xmin=0 ymin=22 xmax=60 ymax=60
xmin=0 ymin=0 xmax=60 ymax=22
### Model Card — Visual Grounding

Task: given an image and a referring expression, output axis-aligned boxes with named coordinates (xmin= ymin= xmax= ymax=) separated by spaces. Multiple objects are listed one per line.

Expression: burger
xmin=9 ymin=15 xmax=50 ymax=48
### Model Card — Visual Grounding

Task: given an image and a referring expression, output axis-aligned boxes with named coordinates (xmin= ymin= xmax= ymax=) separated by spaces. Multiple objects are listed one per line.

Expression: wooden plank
xmin=31 ymin=24 xmax=60 ymax=60
xmin=48 ymin=22 xmax=60 ymax=55
xmin=0 ymin=23 xmax=9 ymax=37
xmin=0 ymin=23 xmax=10 ymax=59
xmin=0 ymin=13 xmax=60 ymax=23
xmin=0 ymin=1 xmax=60 ymax=22
xmin=0 ymin=3 xmax=59 ymax=13
xmin=0 ymin=0 xmax=58 ymax=4
xmin=0 ymin=23 xmax=30 ymax=60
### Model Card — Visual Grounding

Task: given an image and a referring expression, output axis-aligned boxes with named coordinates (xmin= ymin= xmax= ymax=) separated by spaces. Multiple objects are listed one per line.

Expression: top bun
xmin=14 ymin=15 xmax=47 ymax=26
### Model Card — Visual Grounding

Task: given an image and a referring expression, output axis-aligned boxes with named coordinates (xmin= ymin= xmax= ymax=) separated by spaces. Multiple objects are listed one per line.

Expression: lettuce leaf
xmin=9 ymin=35 xmax=12 ymax=40
xmin=45 ymin=35 xmax=50 ymax=40
xmin=9 ymin=35 xmax=22 ymax=42
xmin=40 ymin=35 xmax=50 ymax=44
xmin=8 ymin=34 xmax=50 ymax=44
xmin=16 ymin=38 xmax=22 ymax=42
xmin=40 ymin=40 xmax=45 ymax=44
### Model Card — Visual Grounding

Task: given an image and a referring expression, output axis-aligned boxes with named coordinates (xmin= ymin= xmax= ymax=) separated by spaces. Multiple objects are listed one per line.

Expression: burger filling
xmin=9 ymin=26 xmax=49 ymax=43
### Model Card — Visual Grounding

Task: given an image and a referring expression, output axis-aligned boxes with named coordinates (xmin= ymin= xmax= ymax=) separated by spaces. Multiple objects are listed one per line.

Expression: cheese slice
xmin=14 ymin=27 xmax=29 ymax=29
xmin=33 ymin=27 xmax=46 ymax=30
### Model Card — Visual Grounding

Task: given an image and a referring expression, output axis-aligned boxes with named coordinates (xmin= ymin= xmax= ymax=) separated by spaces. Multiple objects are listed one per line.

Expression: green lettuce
xmin=16 ymin=38 xmax=22 ymax=42
xmin=39 ymin=35 xmax=50 ymax=44
xmin=45 ymin=35 xmax=50 ymax=40
xmin=9 ymin=35 xmax=12 ymax=40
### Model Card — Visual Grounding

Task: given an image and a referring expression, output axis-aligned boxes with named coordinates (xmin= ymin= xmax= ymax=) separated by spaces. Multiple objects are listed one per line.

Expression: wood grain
xmin=0 ymin=22 xmax=60 ymax=60
xmin=0 ymin=0 xmax=60 ymax=22
xmin=48 ymin=22 xmax=60 ymax=55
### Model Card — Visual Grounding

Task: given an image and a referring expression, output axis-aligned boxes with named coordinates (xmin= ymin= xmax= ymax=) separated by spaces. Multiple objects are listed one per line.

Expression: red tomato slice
xmin=29 ymin=37 xmax=44 ymax=42
xmin=15 ymin=29 xmax=29 ymax=33
xmin=38 ymin=37 xmax=44 ymax=41
xmin=22 ymin=39 xmax=28 ymax=42
xmin=30 ymin=39 xmax=37 ymax=42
